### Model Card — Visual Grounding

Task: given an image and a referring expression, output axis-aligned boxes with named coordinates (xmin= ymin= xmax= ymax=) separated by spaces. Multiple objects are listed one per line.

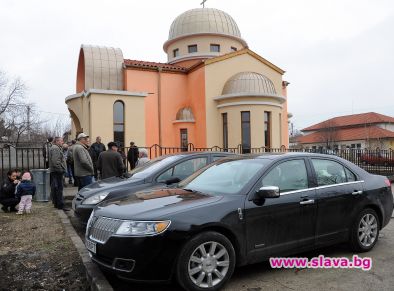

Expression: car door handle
xmin=300 ymin=199 xmax=315 ymax=205
xmin=352 ymin=190 xmax=363 ymax=195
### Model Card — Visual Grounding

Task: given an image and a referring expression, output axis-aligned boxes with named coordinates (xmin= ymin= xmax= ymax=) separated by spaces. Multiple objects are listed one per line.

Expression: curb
xmin=56 ymin=210 xmax=114 ymax=291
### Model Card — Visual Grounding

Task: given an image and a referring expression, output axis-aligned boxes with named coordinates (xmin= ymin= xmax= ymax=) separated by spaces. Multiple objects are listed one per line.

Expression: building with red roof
xmin=297 ymin=112 xmax=394 ymax=150
xmin=65 ymin=7 xmax=290 ymax=151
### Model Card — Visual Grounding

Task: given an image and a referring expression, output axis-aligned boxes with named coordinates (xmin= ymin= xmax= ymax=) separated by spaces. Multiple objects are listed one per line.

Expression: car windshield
xmin=178 ymin=158 xmax=271 ymax=195
xmin=129 ymin=155 xmax=182 ymax=179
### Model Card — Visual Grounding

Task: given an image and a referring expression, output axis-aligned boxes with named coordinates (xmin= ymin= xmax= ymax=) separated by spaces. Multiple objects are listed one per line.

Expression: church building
xmin=65 ymin=7 xmax=290 ymax=151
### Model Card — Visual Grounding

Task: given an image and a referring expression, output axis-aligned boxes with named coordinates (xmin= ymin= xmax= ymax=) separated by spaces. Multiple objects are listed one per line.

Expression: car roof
xmin=158 ymin=151 xmax=236 ymax=159
xmin=216 ymin=152 xmax=347 ymax=161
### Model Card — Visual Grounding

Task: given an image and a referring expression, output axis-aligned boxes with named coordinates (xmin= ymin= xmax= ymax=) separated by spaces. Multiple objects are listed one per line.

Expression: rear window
xmin=311 ymin=159 xmax=354 ymax=186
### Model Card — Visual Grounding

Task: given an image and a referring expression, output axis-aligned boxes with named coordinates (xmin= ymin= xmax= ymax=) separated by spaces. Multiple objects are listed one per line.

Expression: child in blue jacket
xmin=15 ymin=172 xmax=36 ymax=214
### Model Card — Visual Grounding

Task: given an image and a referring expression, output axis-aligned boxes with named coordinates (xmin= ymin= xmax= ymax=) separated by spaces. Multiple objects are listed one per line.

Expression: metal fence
xmin=1 ymin=144 xmax=393 ymax=182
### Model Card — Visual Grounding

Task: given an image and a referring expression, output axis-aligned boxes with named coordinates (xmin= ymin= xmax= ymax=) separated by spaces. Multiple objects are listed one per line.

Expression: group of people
xmin=43 ymin=133 xmax=150 ymax=211
xmin=0 ymin=169 xmax=36 ymax=214
xmin=0 ymin=134 xmax=150 ymax=214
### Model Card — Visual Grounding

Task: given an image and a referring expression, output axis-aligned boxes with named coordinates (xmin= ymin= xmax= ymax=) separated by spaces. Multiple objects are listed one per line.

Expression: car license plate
xmin=86 ymin=239 xmax=96 ymax=254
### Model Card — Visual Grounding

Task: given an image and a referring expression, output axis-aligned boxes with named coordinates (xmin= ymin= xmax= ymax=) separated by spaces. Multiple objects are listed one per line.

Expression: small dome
xmin=176 ymin=107 xmax=195 ymax=122
xmin=222 ymin=72 xmax=277 ymax=96
xmin=167 ymin=8 xmax=244 ymax=43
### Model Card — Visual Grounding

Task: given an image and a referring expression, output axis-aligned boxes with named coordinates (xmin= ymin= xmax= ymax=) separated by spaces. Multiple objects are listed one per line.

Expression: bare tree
xmin=40 ymin=115 xmax=71 ymax=139
xmin=316 ymin=120 xmax=338 ymax=149
xmin=4 ymin=104 xmax=43 ymax=146
xmin=0 ymin=70 xmax=26 ymax=116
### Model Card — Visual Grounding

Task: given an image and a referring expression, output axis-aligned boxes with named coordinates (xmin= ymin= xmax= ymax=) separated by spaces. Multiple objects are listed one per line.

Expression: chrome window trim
xmin=280 ymin=180 xmax=365 ymax=196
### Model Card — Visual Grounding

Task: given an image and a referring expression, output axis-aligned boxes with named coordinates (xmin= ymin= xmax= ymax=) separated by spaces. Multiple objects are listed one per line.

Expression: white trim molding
xmin=65 ymin=89 xmax=148 ymax=102
xmin=172 ymin=120 xmax=196 ymax=124
xmin=214 ymin=93 xmax=286 ymax=104
xmin=216 ymin=101 xmax=283 ymax=109
xmin=168 ymin=52 xmax=220 ymax=64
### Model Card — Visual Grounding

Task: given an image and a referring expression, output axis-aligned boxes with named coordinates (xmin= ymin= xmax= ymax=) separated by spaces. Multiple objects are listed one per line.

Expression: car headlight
xmin=82 ymin=192 xmax=110 ymax=205
xmin=115 ymin=220 xmax=171 ymax=236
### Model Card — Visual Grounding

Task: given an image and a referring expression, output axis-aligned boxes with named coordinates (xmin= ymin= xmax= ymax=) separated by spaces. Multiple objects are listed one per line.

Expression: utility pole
xmin=27 ymin=105 xmax=31 ymax=140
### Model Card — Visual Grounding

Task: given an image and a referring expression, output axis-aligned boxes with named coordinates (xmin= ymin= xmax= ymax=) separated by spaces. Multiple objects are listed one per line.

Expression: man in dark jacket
xmin=90 ymin=137 xmax=106 ymax=179
xmin=49 ymin=136 xmax=67 ymax=210
xmin=0 ymin=170 xmax=20 ymax=212
xmin=42 ymin=137 xmax=53 ymax=168
xmin=97 ymin=142 xmax=125 ymax=179
xmin=127 ymin=142 xmax=139 ymax=171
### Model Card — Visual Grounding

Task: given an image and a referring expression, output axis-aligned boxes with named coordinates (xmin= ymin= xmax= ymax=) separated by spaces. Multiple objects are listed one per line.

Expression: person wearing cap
xmin=97 ymin=142 xmax=125 ymax=180
xmin=73 ymin=133 xmax=94 ymax=190
xmin=15 ymin=172 xmax=36 ymax=214
xmin=49 ymin=137 xmax=67 ymax=210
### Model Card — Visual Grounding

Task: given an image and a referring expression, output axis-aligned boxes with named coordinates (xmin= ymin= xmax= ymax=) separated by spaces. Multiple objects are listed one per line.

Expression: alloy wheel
xmin=188 ymin=241 xmax=230 ymax=288
xmin=358 ymin=213 xmax=378 ymax=247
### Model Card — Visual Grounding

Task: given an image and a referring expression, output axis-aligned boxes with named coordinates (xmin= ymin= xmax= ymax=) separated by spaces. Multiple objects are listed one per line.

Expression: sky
xmin=1 ymin=0 xmax=393 ymax=131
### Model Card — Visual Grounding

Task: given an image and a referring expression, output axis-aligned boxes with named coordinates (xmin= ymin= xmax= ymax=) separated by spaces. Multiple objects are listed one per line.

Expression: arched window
xmin=113 ymin=101 xmax=125 ymax=147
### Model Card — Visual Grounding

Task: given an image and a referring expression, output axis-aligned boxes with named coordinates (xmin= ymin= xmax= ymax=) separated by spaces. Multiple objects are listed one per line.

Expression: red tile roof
xmin=302 ymin=112 xmax=394 ymax=131
xmin=297 ymin=126 xmax=394 ymax=144
xmin=124 ymin=59 xmax=188 ymax=73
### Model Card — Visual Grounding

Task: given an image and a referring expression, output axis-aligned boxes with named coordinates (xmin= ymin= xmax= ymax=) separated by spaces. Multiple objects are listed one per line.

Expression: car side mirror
xmin=254 ymin=186 xmax=280 ymax=200
xmin=165 ymin=177 xmax=181 ymax=185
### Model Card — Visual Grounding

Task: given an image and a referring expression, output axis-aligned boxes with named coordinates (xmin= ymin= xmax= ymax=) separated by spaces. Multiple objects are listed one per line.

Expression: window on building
xmin=210 ymin=44 xmax=220 ymax=52
xmin=241 ymin=111 xmax=251 ymax=153
xmin=264 ymin=111 xmax=271 ymax=148
xmin=113 ymin=101 xmax=125 ymax=147
xmin=231 ymin=46 xmax=237 ymax=52
xmin=180 ymin=129 xmax=188 ymax=151
xmin=222 ymin=113 xmax=228 ymax=150
xmin=173 ymin=48 xmax=179 ymax=58
xmin=188 ymin=45 xmax=198 ymax=53
xmin=357 ymin=143 xmax=362 ymax=148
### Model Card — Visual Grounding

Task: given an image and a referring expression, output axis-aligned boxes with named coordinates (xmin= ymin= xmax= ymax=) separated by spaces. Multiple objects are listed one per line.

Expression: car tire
xmin=176 ymin=231 xmax=236 ymax=291
xmin=349 ymin=208 xmax=380 ymax=252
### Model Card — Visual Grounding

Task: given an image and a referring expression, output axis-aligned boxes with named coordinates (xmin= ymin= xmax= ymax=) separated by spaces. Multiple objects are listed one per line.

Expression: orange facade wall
xmin=124 ymin=68 xmax=206 ymax=148
xmin=187 ymin=67 xmax=207 ymax=148
xmin=124 ymin=69 xmax=160 ymax=146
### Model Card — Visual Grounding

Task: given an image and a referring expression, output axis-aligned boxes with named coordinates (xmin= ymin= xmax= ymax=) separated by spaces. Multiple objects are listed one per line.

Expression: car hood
xmin=78 ymin=176 xmax=145 ymax=198
xmin=94 ymin=188 xmax=223 ymax=220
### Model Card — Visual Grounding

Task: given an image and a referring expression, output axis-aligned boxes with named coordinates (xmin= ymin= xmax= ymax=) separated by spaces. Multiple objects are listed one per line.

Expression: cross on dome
xmin=200 ymin=0 xmax=207 ymax=8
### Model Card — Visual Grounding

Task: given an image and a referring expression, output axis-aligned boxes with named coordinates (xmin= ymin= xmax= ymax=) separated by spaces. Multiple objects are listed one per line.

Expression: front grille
xmin=88 ymin=216 xmax=123 ymax=244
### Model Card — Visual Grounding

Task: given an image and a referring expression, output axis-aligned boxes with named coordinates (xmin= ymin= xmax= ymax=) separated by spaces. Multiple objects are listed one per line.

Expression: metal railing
xmin=1 ymin=143 xmax=393 ymax=181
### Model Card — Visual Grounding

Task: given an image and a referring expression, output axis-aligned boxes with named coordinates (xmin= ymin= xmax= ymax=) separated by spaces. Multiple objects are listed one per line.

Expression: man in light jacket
xmin=73 ymin=133 xmax=94 ymax=190
xmin=97 ymin=142 xmax=125 ymax=179
xmin=49 ymin=137 xmax=67 ymax=210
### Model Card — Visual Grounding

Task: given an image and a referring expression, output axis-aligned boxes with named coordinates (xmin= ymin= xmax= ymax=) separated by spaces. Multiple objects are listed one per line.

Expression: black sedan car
xmin=85 ymin=153 xmax=393 ymax=291
xmin=73 ymin=151 xmax=234 ymax=223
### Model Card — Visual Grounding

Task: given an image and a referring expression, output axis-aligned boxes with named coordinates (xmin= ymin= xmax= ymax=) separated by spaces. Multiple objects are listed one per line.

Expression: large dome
xmin=222 ymin=72 xmax=278 ymax=96
xmin=166 ymin=8 xmax=246 ymax=45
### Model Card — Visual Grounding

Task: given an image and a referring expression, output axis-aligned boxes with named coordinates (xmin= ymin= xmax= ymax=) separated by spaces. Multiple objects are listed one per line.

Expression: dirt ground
xmin=0 ymin=202 xmax=89 ymax=291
